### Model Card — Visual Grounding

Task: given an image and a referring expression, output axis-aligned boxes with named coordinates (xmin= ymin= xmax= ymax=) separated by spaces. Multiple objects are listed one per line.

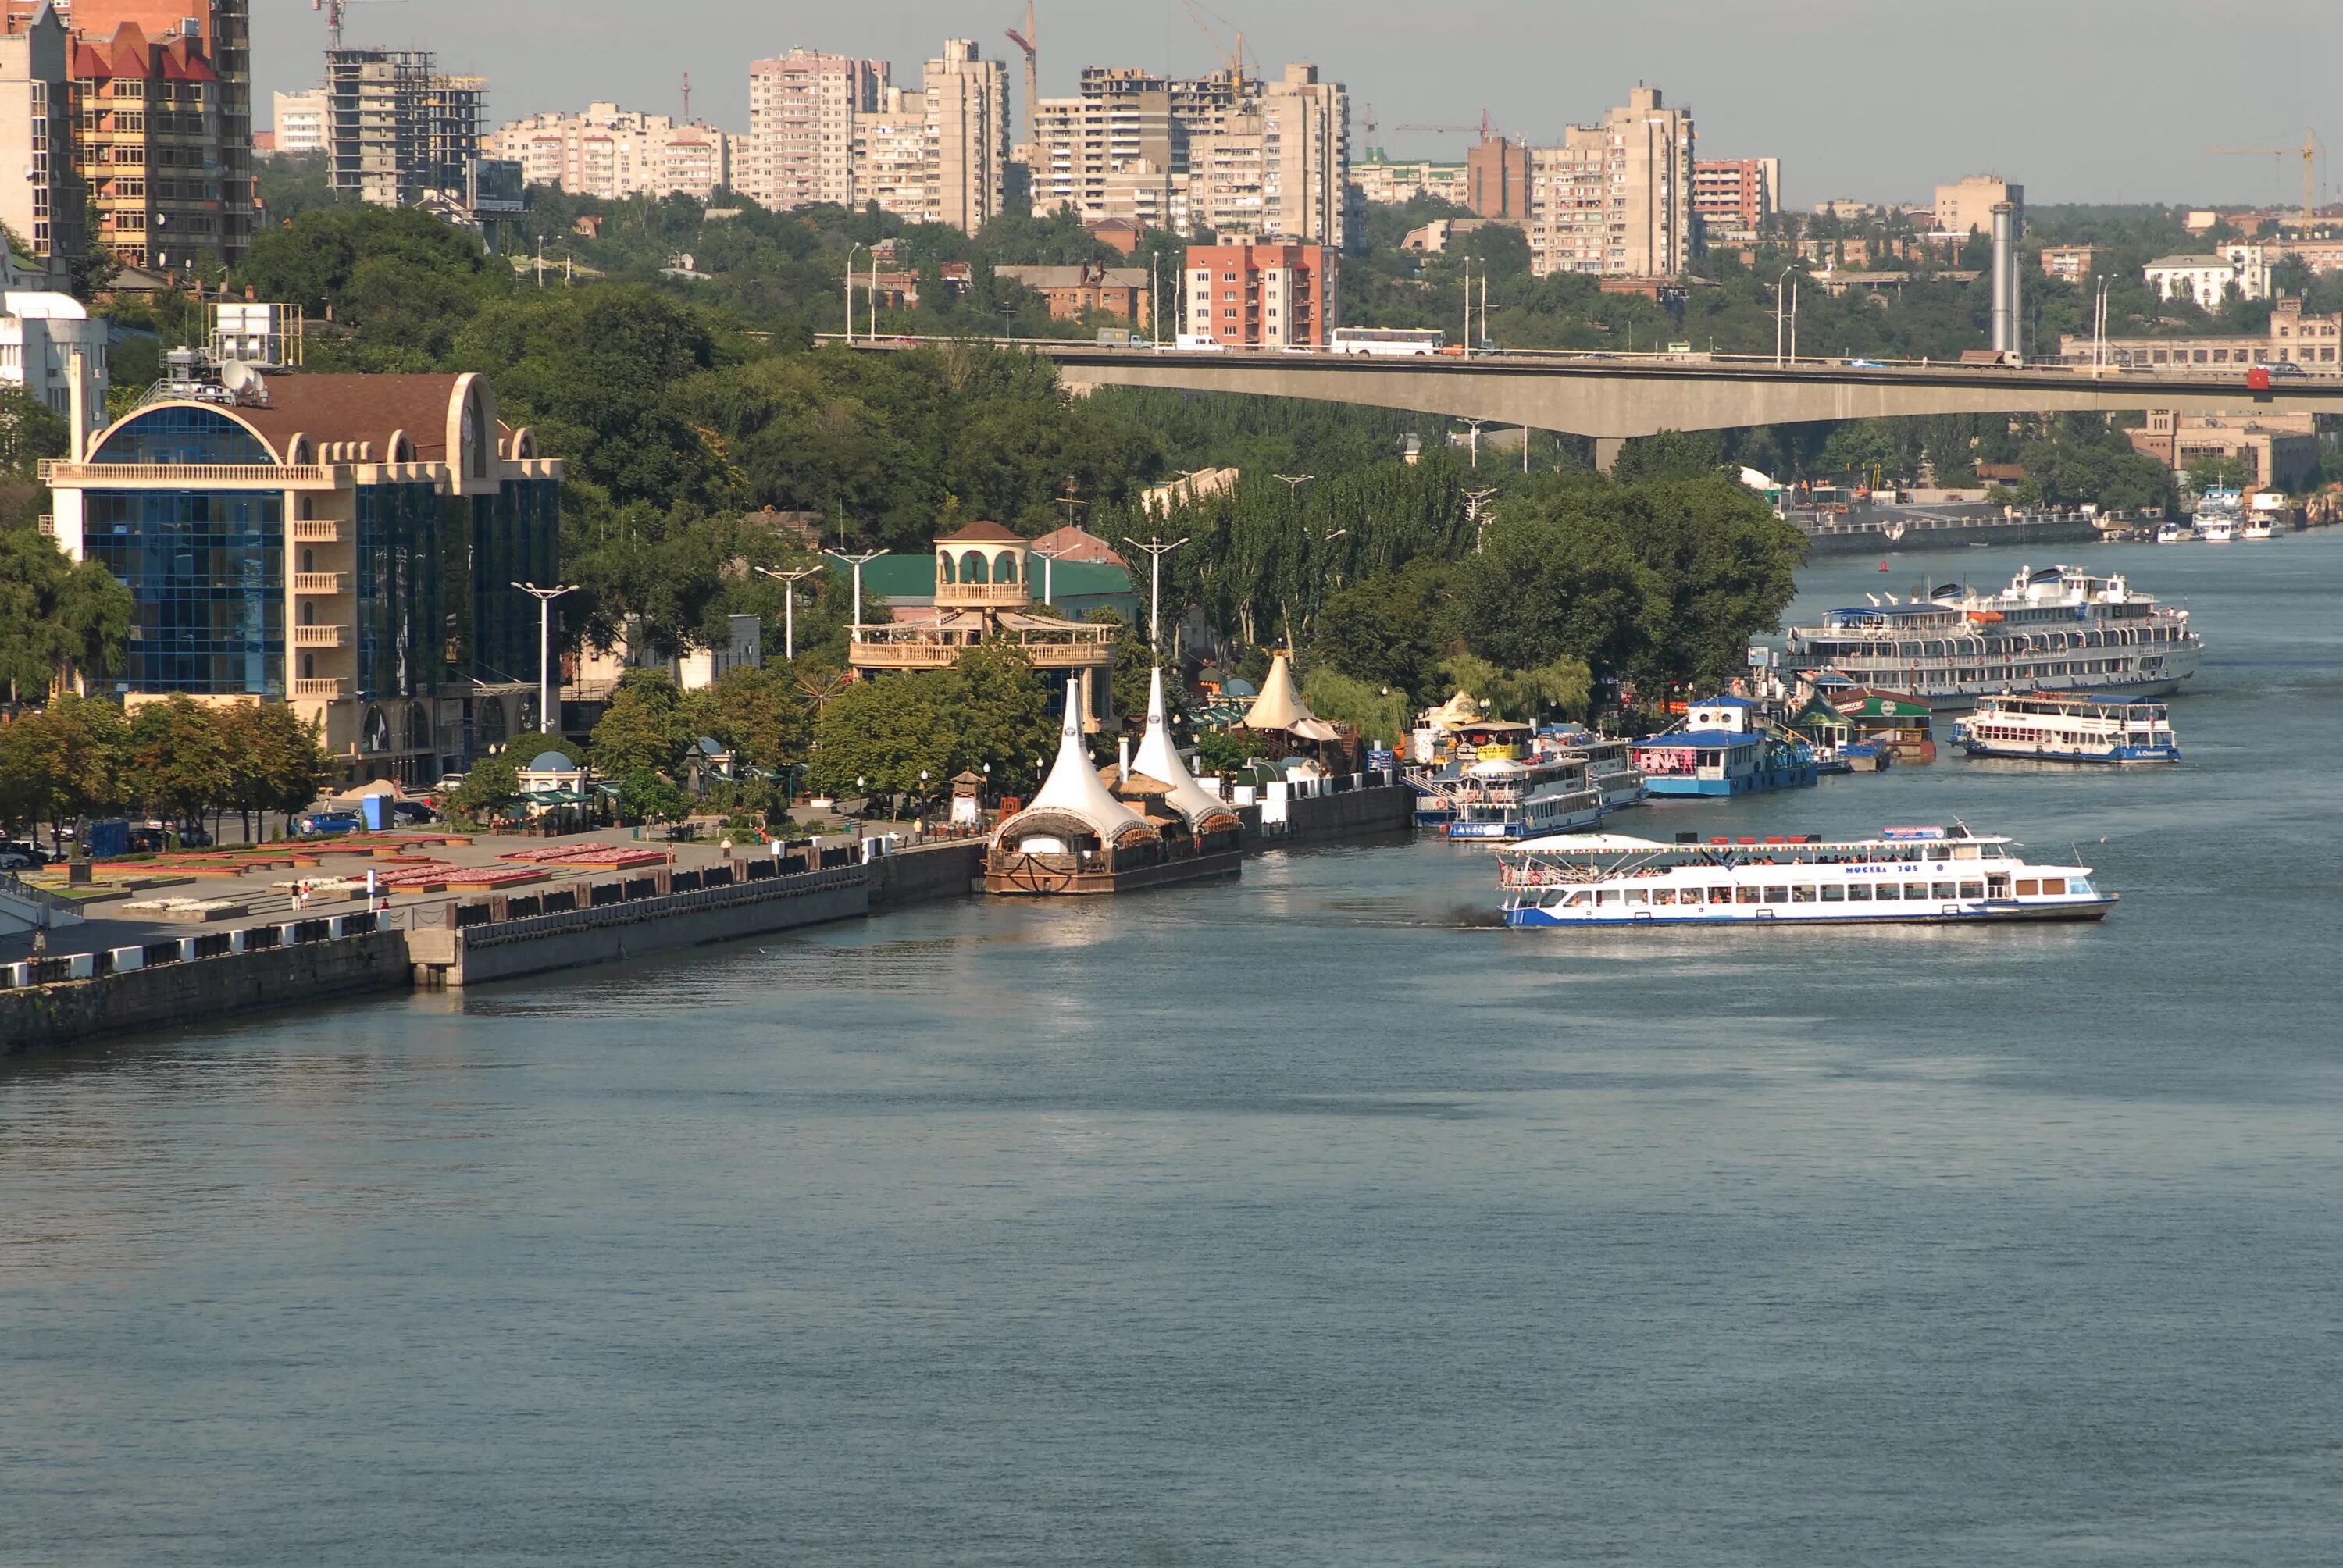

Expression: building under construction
xmin=326 ymin=46 xmax=483 ymax=207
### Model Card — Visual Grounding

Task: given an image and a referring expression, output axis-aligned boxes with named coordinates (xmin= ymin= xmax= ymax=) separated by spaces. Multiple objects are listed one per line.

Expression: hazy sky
xmin=254 ymin=0 xmax=2343 ymax=209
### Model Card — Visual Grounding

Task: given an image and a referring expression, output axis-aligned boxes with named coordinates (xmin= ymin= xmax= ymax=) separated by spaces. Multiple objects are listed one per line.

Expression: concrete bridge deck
xmin=843 ymin=337 xmax=2343 ymax=467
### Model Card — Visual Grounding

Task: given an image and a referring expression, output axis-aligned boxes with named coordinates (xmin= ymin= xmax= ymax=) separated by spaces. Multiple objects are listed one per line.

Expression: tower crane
xmin=1394 ymin=109 xmax=1503 ymax=141
xmin=1004 ymin=2 xmax=1037 ymax=152
xmin=2207 ymin=127 xmax=2325 ymax=227
xmin=1177 ymin=0 xmax=1248 ymax=83
xmin=312 ymin=0 xmax=408 ymax=52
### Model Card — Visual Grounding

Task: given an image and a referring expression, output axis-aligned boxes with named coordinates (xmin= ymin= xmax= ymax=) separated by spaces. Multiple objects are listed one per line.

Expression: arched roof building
xmin=45 ymin=368 xmax=562 ymax=788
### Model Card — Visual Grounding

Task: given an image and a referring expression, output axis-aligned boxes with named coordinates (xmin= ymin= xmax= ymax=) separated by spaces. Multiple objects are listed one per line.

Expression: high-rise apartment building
xmin=490 ymin=102 xmax=734 ymax=202
xmin=1523 ymin=85 xmax=1695 ymax=279
xmin=70 ymin=17 xmax=234 ymax=273
xmin=1935 ymin=174 xmax=2020 ymax=236
xmin=272 ymin=86 xmax=326 ymax=154
xmin=70 ymin=1 xmax=251 ymax=262
xmin=1692 ymin=156 xmax=1778 ymax=238
xmin=921 ymin=40 xmax=1007 ymax=233
xmin=742 ymin=48 xmax=884 ymax=210
xmin=1032 ymin=62 xmax=1346 ymax=245
xmin=0 ymin=5 xmax=77 ymax=280
xmin=1184 ymin=241 xmax=1336 ymax=347
xmin=325 ymin=48 xmax=483 ymax=208
xmin=849 ymin=86 xmax=929 ymax=218
xmin=1465 ymin=136 xmax=1527 ymax=220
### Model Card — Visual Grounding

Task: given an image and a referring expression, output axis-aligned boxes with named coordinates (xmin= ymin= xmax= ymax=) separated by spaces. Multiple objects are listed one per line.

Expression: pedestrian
xmin=30 ymin=924 xmax=48 ymax=958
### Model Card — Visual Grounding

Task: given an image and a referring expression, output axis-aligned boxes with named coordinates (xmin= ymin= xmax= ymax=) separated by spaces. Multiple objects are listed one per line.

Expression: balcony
xmin=291 ymin=519 xmax=341 ymax=542
xmin=291 ymin=624 xmax=346 ymax=648
xmin=291 ymin=677 xmax=351 ymax=700
xmin=935 ymin=582 xmax=1030 ymax=608
xmin=292 ymin=572 xmax=347 ymax=594
xmin=38 ymin=460 xmax=338 ymax=489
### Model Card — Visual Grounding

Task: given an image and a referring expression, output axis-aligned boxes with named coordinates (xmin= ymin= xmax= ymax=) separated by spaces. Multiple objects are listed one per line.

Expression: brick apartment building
xmin=1183 ymin=242 xmax=1336 ymax=347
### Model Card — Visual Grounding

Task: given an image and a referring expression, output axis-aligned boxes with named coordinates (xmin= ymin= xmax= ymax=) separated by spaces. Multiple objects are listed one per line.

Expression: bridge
xmin=843 ymin=337 xmax=2343 ymax=469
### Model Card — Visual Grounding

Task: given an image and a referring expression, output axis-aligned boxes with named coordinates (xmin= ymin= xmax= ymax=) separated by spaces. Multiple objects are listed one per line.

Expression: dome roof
xmin=526 ymin=750 xmax=577 ymax=772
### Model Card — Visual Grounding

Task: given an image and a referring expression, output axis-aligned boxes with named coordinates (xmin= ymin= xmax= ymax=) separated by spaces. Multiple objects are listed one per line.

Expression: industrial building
xmin=42 ymin=333 xmax=564 ymax=788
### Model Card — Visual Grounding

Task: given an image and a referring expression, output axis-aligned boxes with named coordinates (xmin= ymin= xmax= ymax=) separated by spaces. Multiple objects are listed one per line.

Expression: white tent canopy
xmin=1008 ymin=675 xmax=1150 ymax=844
xmin=1132 ymin=666 xmax=1235 ymax=829
xmin=1243 ymin=653 xmax=1343 ymax=742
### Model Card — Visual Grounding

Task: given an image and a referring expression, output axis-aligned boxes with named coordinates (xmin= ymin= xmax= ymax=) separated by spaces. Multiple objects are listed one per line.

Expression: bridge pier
xmin=1594 ymin=436 xmax=1624 ymax=474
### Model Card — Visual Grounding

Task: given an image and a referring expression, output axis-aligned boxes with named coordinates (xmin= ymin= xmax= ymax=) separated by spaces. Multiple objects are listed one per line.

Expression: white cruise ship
xmin=1500 ymin=825 xmax=2115 ymax=928
xmin=1782 ymin=565 xmax=2200 ymax=707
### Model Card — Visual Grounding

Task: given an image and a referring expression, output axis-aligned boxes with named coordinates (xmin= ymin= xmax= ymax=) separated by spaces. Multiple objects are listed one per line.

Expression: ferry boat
xmin=1951 ymin=693 xmax=2180 ymax=763
xmin=1446 ymin=754 xmax=1607 ymax=839
xmin=1498 ymin=824 xmax=2115 ymax=927
xmin=1628 ymin=697 xmax=1817 ymax=797
xmin=1781 ymin=564 xmax=2201 ymax=706
xmin=1539 ymin=725 xmax=1645 ymax=811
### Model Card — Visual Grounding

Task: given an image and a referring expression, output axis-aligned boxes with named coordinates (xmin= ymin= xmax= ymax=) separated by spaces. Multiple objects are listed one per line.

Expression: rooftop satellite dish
xmin=219 ymin=359 xmax=258 ymax=393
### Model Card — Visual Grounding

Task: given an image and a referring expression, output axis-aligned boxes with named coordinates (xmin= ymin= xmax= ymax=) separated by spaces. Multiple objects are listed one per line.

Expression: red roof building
xmin=70 ymin=17 xmax=229 ymax=272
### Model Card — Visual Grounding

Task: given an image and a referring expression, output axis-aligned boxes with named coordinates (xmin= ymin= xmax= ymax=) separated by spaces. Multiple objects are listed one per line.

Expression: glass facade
xmin=469 ymin=479 xmax=562 ymax=687
xmin=354 ymin=482 xmax=445 ymax=701
xmin=84 ymin=490 xmax=284 ymax=695
xmin=90 ymin=405 xmax=274 ymax=465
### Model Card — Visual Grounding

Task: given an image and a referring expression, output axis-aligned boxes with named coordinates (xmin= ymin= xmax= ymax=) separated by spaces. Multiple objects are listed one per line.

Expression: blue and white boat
xmin=1498 ymin=823 xmax=2117 ymax=927
xmin=1446 ymin=754 xmax=1607 ymax=840
xmin=1628 ymin=697 xmax=1817 ymax=797
xmin=1951 ymin=693 xmax=2181 ymax=764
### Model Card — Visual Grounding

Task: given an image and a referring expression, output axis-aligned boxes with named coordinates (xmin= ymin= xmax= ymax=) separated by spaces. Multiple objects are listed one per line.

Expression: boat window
xmin=1651 ymin=888 xmax=1674 ymax=906
xmin=1958 ymin=882 xmax=1983 ymax=900
xmin=1624 ymin=889 xmax=1648 ymax=905
xmin=1874 ymin=883 xmax=1899 ymax=901
xmin=2041 ymin=878 xmax=2066 ymax=896
xmin=1735 ymin=886 xmax=1760 ymax=905
xmin=1821 ymin=884 xmax=1846 ymax=902
xmin=1763 ymin=886 xmax=1789 ymax=903
xmin=1792 ymin=885 xmax=1817 ymax=902
xmin=1598 ymin=889 xmax=1621 ymax=905
xmin=1931 ymin=882 xmax=1956 ymax=900
xmin=1541 ymin=889 xmax=1567 ymax=908
xmin=2070 ymin=877 xmax=2093 ymax=896
xmin=1987 ymin=876 xmax=2010 ymax=896
xmin=2015 ymin=879 xmax=2039 ymax=896
xmin=1902 ymin=882 xmax=1928 ymax=900
xmin=1708 ymin=886 xmax=1732 ymax=905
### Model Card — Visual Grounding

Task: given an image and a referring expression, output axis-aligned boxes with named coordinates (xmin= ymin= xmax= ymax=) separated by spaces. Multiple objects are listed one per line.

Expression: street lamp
xmin=1774 ymin=265 xmax=1793 ymax=366
xmin=1462 ymin=487 xmax=1498 ymax=553
xmin=753 ymin=565 xmax=822 ymax=661
xmin=847 ymin=242 xmax=863 ymax=345
xmin=1275 ymin=472 xmax=1314 ymax=498
xmin=512 ymin=581 xmax=580 ymax=743
xmin=1032 ymin=541 xmax=1071 ymax=607
xmin=1118 ymin=534 xmax=1188 ymax=650
xmin=825 ymin=549 xmax=890 ymax=639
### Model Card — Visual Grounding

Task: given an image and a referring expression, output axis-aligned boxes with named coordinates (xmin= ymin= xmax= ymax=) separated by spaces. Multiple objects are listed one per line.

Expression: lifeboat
xmin=1967 ymin=610 xmax=2005 ymax=623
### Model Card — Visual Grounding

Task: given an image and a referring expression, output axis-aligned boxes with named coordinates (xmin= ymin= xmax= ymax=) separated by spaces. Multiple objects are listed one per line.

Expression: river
xmin=5 ymin=533 xmax=2341 ymax=1565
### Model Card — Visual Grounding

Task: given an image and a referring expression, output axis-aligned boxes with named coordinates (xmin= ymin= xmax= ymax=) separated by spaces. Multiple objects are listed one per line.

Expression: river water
xmin=6 ymin=534 xmax=2341 ymax=1566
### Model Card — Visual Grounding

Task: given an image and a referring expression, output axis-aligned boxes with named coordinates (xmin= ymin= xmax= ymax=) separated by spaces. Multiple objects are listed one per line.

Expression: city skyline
xmin=250 ymin=0 xmax=2343 ymax=209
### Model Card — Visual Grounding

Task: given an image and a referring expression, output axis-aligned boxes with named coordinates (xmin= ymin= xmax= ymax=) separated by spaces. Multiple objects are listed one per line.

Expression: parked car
xmin=296 ymin=811 xmax=363 ymax=837
xmin=389 ymin=800 xmax=437 ymax=826
xmin=124 ymin=826 xmax=167 ymax=854
xmin=176 ymin=823 xmax=214 ymax=848
xmin=0 ymin=847 xmax=39 ymax=870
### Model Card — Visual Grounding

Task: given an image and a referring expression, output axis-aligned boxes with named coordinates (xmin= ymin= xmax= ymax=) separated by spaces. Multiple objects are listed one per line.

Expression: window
xmin=1763 ymin=886 xmax=1788 ymax=903
xmin=1792 ymin=885 xmax=1817 ymax=902
xmin=1707 ymin=886 xmax=1731 ymax=905
xmin=1652 ymin=888 xmax=1674 ymax=906
xmin=1874 ymin=883 xmax=1899 ymax=902
xmin=2015 ymin=879 xmax=2039 ymax=896
xmin=1820 ymin=885 xmax=1845 ymax=902
xmin=1844 ymin=883 xmax=1870 ymax=901
xmin=1958 ymin=882 xmax=1984 ymax=900
xmin=1931 ymin=882 xmax=1956 ymax=900
xmin=2041 ymin=878 xmax=2066 ymax=896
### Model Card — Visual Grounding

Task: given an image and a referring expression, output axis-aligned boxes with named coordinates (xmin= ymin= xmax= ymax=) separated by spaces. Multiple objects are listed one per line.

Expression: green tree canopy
xmin=590 ymin=668 xmax=696 ymax=778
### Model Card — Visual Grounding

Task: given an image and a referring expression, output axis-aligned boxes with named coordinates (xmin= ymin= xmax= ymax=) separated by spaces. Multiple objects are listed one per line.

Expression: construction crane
xmin=1004 ymin=3 xmax=1038 ymax=153
xmin=2208 ymin=127 xmax=2325 ymax=226
xmin=1178 ymin=0 xmax=1248 ymax=83
xmin=312 ymin=0 xmax=407 ymax=52
xmin=1395 ymin=109 xmax=1503 ymax=141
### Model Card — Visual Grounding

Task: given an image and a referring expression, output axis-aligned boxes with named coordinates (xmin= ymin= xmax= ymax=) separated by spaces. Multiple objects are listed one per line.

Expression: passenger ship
xmin=1446 ymin=754 xmax=1607 ymax=839
xmin=1952 ymin=693 xmax=2181 ymax=764
xmin=1498 ymin=825 xmax=2115 ymax=927
xmin=1781 ymin=565 xmax=2200 ymax=706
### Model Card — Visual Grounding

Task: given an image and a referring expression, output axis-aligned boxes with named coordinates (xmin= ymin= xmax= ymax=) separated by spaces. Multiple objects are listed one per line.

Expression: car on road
xmin=389 ymin=800 xmax=437 ymax=826
xmin=296 ymin=811 xmax=363 ymax=837
xmin=0 ymin=846 xmax=40 ymax=870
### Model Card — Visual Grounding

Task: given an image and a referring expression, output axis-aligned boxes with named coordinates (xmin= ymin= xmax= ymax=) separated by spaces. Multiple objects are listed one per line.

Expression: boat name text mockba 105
xmin=1498 ymin=824 xmax=2115 ymax=927
xmin=1952 ymin=693 xmax=2181 ymax=764
xmin=1781 ymin=565 xmax=2200 ymax=705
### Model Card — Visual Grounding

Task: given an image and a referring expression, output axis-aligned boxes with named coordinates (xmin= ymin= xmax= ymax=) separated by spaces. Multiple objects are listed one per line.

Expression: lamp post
xmin=1118 ymin=534 xmax=1188 ymax=649
xmin=1274 ymin=472 xmax=1314 ymax=499
xmin=826 ymin=550 xmax=890 ymax=639
xmin=1032 ymin=542 xmax=1071 ymax=607
xmin=1774 ymin=265 xmax=1792 ymax=365
xmin=753 ymin=565 xmax=822 ymax=661
xmin=847 ymin=243 xmax=863 ymax=345
xmin=1462 ymin=487 xmax=1498 ymax=553
xmin=512 ymin=581 xmax=580 ymax=741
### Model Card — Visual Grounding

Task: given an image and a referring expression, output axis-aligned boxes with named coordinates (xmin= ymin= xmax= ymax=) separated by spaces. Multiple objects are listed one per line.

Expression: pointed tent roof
xmin=1015 ymin=676 xmax=1150 ymax=843
xmin=1243 ymin=652 xmax=1343 ymax=740
xmin=1132 ymin=666 xmax=1237 ymax=829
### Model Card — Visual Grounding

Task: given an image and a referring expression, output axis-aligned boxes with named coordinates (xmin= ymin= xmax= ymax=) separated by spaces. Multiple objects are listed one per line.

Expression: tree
xmin=1436 ymin=653 xmax=1593 ymax=725
xmin=448 ymin=751 xmax=520 ymax=820
xmin=1299 ymin=666 xmax=1411 ymax=744
xmin=0 ymin=693 xmax=124 ymax=839
xmin=120 ymin=697 xmax=231 ymax=827
xmin=950 ymin=642 xmax=1055 ymax=795
xmin=807 ymin=668 xmax=960 ymax=802
xmin=2186 ymin=453 xmax=2248 ymax=493
xmin=217 ymin=702 xmax=332 ymax=838
xmin=678 ymin=661 xmax=812 ymax=773
xmin=615 ymin=768 xmax=690 ymax=826
xmin=1450 ymin=515 xmax=1664 ymax=677
xmin=0 ymin=524 xmax=135 ymax=702
xmin=1311 ymin=558 xmax=1457 ymax=704
xmin=590 ymin=668 xmax=695 ymax=778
